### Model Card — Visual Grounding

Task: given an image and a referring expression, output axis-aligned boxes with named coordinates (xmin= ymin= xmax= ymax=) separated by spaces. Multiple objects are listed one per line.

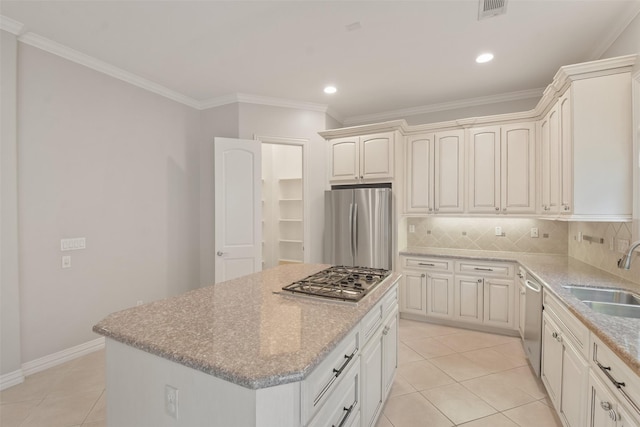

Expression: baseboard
xmin=21 ymin=336 xmax=105 ymax=377
xmin=0 ymin=369 xmax=25 ymax=391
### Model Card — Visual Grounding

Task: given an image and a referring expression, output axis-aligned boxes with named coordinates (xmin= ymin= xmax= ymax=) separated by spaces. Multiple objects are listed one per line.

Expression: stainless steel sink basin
xmin=562 ymin=285 xmax=640 ymax=318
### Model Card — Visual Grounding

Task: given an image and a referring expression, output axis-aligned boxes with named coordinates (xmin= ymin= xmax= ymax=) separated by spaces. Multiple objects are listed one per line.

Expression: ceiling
xmin=2 ymin=0 xmax=639 ymax=124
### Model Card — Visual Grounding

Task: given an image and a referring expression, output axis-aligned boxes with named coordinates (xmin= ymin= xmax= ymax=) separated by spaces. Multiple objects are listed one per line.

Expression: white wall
xmin=17 ymin=45 xmax=202 ymax=362
xmin=601 ymin=12 xmax=640 ymax=58
xmin=238 ymin=103 xmax=328 ymax=263
xmin=1 ymin=29 xmax=22 ymax=377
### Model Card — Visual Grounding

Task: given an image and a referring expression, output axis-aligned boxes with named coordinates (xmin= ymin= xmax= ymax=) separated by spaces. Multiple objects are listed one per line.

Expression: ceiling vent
xmin=478 ymin=0 xmax=508 ymax=20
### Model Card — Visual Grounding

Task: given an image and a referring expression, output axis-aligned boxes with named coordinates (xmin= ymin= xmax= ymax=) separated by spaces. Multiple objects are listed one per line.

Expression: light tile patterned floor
xmin=0 ymin=351 xmax=105 ymax=427
xmin=376 ymin=318 xmax=563 ymax=427
xmin=0 ymin=319 xmax=561 ymax=427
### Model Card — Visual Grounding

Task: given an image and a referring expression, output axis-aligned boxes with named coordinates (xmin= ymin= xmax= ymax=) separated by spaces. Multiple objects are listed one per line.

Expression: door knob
xmin=216 ymin=251 xmax=227 ymax=257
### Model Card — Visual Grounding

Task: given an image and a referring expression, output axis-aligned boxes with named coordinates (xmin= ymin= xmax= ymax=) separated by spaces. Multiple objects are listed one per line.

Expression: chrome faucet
xmin=618 ymin=240 xmax=640 ymax=270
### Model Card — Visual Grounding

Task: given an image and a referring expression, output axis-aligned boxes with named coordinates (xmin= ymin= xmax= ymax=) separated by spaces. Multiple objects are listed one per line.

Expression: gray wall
xmin=1 ymin=30 xmax=22 ymax=377
xmin=601 ymin=12 xmax=640 ymax=58
xmin=16 ymin=45 xmax=202 ymax=363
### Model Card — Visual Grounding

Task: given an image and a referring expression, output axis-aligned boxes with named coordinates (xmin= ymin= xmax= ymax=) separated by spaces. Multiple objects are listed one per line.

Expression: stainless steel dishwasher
xmin=523 ymin=274 xmax=543 ymax=377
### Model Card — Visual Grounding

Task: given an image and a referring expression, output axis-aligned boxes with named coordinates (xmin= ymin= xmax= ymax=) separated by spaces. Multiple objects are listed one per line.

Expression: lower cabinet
xmin=426 ymin=273 xmax=454 ymax=319
xmin=541 ymin=307 xmax=589 ymax=427
xmin=454 ymin=276 xmax=483 ymax=323
xmin=401 ymin=271 xmax=427 ymax=316
xmin=361 ymin=308 xmax=398 ymax=427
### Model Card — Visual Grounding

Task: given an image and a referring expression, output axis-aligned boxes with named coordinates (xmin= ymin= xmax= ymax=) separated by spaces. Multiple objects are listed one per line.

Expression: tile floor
xmin=0 ymin=319 xmax=561 ymax=427
xmin=375 ymin=318 xmax=563 ymax=427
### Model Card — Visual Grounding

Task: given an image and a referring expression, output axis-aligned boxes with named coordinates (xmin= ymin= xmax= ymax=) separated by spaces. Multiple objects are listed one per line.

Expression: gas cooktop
xmin=281 ymin=266 xmax=391 ymax=302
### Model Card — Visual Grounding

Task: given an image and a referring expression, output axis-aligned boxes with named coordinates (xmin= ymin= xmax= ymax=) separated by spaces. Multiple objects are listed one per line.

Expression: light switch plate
xmin=62 ymin=256 xmax=71 ymax=269
xmin=495 ymin=226 xmax=502 ymax=236
xmin=530 ymin=228 xmax=539 ymax=238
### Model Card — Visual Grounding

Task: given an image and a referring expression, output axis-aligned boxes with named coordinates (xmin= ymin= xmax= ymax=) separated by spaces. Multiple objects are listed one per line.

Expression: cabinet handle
xmin=314 ymin=349 xmax=357 ymax=406
xmin=216 ymin=251 xmax=227 ymax=257
xmin=474 ymin=267 xmax=494 ymax=272
xmin=596 ymin=361 xmax=626 ymax=389
xmin=517 ymin=273 xmax=524 ymax=279
xmin=495 ymin=207 xmax=500 ymax=211
xmin=360 ymin=175 xmax=363 ymax=179
xmin=383 ymin=325 xmax=390 ymax=335
xmin=421 ymin=273 xmax=426 ymax=278
xmin=503 ymin=208 xmax=507 ymax=212
xmin=418 ymin=263 xmax=435 ymax=267
xmin=428 ymin=208 xmax=433 ymax=212
xmin=551 ymin=331 xmax=562 ymax=342
xmin=520 ymin=290 xmax=526 ymax=295
xmin=332 ymin=403 xmax=355 ymax=427
xmin=600 ymin=401 xmax=612 ymax=411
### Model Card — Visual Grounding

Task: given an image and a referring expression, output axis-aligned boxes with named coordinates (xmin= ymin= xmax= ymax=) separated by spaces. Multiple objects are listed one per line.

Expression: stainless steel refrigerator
xmin=323 ymin=187 xmax=392 ymax=270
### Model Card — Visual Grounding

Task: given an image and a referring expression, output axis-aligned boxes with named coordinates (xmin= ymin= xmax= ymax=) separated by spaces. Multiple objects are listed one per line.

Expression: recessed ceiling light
xmin=324 ymin=86 xmax=337 ymax=94
xmin=476 ymin=53 xmax=494 ymax=63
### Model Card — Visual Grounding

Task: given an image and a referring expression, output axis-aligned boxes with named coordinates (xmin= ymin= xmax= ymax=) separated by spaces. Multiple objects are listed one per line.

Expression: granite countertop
xmin=400 ymin=247 xmax=640 ymax=376
xmin=93 ymin=264 xmax=401 ymax=390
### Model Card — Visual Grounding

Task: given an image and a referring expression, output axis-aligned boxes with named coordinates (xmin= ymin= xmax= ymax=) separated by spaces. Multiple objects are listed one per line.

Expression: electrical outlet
xmin=495 ymin=226 xmax=502 ymax=236
xmin=165 ymin=385 xmax=178 ymax=419
xmin=530 ymin=228 xmax=539 ymax=238
xmin=577 ymin=232 xmax=583 ymax=242
xmin=60 ymin=237 xmax=86 ymax=251
xmin=618 ymin=239 xmax=630 ymax=254
xmin=62 ymin=256 xmax=71 ymax=269
xmin=136 ymin=300 xmax=143 ymax=306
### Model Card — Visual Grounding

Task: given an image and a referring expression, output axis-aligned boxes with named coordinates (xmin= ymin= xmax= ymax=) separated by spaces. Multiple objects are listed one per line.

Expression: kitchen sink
xmin=562 ymin=285 xmax=640 ymax=319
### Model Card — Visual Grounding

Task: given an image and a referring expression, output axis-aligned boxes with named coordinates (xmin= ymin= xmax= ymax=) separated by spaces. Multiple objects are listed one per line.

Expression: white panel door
xmin=426 ymin=273 xmax=454 ymax=319
xmin=483 ymin=278 xmax=514 ymax=329
xmin=502 ymin=123 xmax=536 ymax=213
xmin=434 ymin=130 xmax=465 ymax=213
xmin=214 ymin=137 xmax=262 ymax=283
xmin=402 ymin=271 xmax=427 ymax=316
xmin=455 ymin=276 xmax=483 ymax=323
xmin=406 ymin=134 xmax=433 ymax=213
xmin=330 ymin=137 xmax=359 ymax=182
xmin=361 ymin=133 xmax=394 ymax=180
xmin=468 ymin=127 xmax=501 ymax=213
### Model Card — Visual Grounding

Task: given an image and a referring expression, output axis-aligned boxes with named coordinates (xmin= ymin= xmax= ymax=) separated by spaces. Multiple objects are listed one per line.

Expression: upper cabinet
xmin=467 ymin=123 xmax=536 ymax=214
xmin=540 ymin=71 xmax=633 ymax=221
xmin=406 ymin=130 xmax=464 ymax=214
xmin=329 ymin=132 xmax=395 ymax=184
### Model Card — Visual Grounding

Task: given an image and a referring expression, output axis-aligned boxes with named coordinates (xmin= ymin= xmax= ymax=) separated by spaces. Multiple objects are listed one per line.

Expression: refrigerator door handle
xmin=352 ymin=202 xmax=358 ymax=262
xmin=349 ymin=203 xmax=355 ymax=261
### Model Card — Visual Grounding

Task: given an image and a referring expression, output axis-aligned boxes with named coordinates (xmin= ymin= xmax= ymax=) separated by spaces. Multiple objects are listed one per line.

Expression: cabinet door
xmin=454 ymin=276 xmax=483 ymax=323
xmin=618 ymin=405 xmax=640 ymax=427
xmin=558 ymin=90 xmax=573 ymax=214
xmin=434 ymin=130 xmax=465 ymax=213
xmin=402 ymin=271 xmax=427 ymax=316
xmin=361 ymin=330 xmax=383 ymax=427
xmin=588 ymin=371 xmax=618 ymax=427
xmin=501 ymin=123 xmax=536 ymax=213
xmin=483 ymin=278 xmax=514 ymax=329
xmin=406 ymin=134 xmax=434 ymax=213
xmin=382 ymin=311 xmax=398 ymax=398
xmin=540 ymin=105 xmax=561 ymax=214
xmin=468 ymin=126 xmax=501 ymax=213
xmin=559 ymin=337 xmax=589 ymax=427
xmin=426 ymin=273 xmax=454 ymax=319
xmin=361 ymin=133 xmax=394 ymax=180
xmin=330 ymin=137 xmax=359 ymax=182
xmin=541 ymin=313 xmax=563 ymax=405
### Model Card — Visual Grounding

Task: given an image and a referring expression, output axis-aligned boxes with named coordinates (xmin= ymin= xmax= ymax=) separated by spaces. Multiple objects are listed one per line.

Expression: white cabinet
xmin=541 ymin=291 xmax=590 ymax=427
xmin=361 ymin=289 xmax=398 ymax=427
xmin=454 ymin=276 xmax=483 ymax=323
xmin=589 ymin=335 xmax=640 ymax=427
xmin=539 ymin=72 xmax=633 ymax=220
xmin=484 ymin=278 xmax=515 ymax=329
xmin=400 ymin=256 xmax=454 ymax=319
xmin=468 ymin=123 xmax=536 ymax=214
xmin=406 ymin=130 xmax=464 ymax=213
xmin=329 ymin=132 xmax=394 ymax=183
xmin=426 ymin=273 xmax=454 ymax=320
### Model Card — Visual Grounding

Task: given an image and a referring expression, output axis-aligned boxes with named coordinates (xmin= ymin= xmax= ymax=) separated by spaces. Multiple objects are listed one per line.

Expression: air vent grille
xmin=478 ymin=0 xmax=507 ymax=20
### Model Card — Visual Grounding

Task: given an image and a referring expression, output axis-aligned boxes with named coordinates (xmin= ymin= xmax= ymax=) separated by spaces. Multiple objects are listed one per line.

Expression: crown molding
xmin=17 ymin=32 xmax=202 ymax=109
xmin=342 ymin=88 xmax=544 ymax=126
xmin=200 ymin=93 xmax=329 ymax=114
xmin=0 ymin=15 xmax=24 ymax=35
xmin=587 ymin=1 xmax=640 ymax=61
xmin=318 ymin=120 xmax=408 ymax=139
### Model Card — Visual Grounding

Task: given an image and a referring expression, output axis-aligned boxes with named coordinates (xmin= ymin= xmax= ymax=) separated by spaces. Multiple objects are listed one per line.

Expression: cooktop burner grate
xmin=281 ymin=266 xmax=390 ymax=302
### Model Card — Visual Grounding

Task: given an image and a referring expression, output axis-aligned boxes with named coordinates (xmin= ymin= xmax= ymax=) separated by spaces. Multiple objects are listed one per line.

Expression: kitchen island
xmin=93 ymin=264 xmax=400 ymax=427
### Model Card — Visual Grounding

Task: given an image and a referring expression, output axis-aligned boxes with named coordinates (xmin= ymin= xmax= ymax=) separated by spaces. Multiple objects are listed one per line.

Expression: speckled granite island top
xmin=93 ymin=264 xmax=400 ymax=390
xmin=401 ymin=247 xmax=640 ymax=376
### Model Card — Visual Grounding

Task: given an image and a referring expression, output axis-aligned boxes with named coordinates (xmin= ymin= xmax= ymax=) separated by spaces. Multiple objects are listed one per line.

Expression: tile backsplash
xmin=568 ymin=222 xmax=640 ymax=285
xmin=406 ymin=217 xmax=568 ymax=254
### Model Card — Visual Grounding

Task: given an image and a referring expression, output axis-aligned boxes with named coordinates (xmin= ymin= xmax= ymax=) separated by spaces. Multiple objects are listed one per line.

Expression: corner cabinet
xmin=406 ymin=130 xmax=465 ymax=214
xmin=539 ymin=71 xmax=633 ymax=221
xmin=329 ymin=132 xmax=394 ymax=184
xmin=467 ymin=123 xmax=536 ymax=215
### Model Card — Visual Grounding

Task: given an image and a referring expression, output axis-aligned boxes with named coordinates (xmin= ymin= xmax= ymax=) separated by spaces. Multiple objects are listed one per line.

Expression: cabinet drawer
xmin=307 ymin=358 xmax=360 ymax=427
xmin=301 ymin=327 xmax=360 ymax=425
xmin=543 ymin=290 xmax=589 ymax=358
xmin=456 ymin=260 xmax=514 ymax=277
xmin=362 ymin=285 xmax=398 ymax=344
xmin=592 ymin=335 xmax=640 ymax=419
xmin=403 ymin=257 xmax=453 ymax=272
